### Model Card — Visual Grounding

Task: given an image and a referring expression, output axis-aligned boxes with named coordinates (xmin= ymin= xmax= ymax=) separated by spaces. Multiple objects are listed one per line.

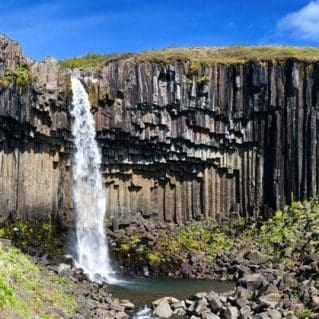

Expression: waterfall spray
xmin=70 ymin=77 xmax=116 ymax=283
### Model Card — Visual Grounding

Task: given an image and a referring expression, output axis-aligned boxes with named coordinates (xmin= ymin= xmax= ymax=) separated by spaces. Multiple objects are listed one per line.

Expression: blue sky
xmin=0 ymin=0 xmax=318 ymax=61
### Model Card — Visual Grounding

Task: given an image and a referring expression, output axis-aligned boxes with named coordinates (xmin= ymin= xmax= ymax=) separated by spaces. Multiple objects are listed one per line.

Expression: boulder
xmin=153 ymin=297 xmax=179 ymax=306
xmin=153 ymin=301 xmax=173 ymax=318
xmin=240 ymin=305 xmax=252 ymax=319
xmin=234 ymin=297 xmax=249 ymax=308
xmin=223 ymin=306 xmax=239 ymax=319
xmin=267 ymin=309 xmax=282 ymax=319
xmin=194 ymin=299 xmax=208 ymax=315
xmin=57 ymin=263 xmax=71 ymax=275
xmin=202 ymin=311 xmax=221 ymax=319
xmin=258 ymin=294 xmax=280 ymax=308
xmin=238 ymin=273 xmax=265 ymax=291
xmin=115 ymin=312 xmax=129 ymax=319
xmin=207 ymin=292 xmax=223 ymax=313
xmin=171 ymin=300 xmax=186 ymax=310
xmin=311 ymin=296 xmax=319 ymax=309
xmin=120 ymin=300 xmax=135 ymax=310
xmin=173 ymin=307 xmax=187 ymax=316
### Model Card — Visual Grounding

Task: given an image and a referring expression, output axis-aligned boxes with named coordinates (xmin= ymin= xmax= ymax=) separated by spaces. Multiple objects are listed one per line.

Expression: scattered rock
xmin=223 ymin=306 xmax=239 ymax=319
xmin=202 ymin=312 xmax=220 ymax=319
xmin=153 ymin=301 xmax=173 ymax=318
xmin=238 ymin=273 xmax=265 ymax=291
xmin=57 ymin=263 xmax=71 ymax=275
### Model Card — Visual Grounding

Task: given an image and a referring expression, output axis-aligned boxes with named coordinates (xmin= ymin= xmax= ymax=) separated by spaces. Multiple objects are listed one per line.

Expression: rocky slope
xmin=122 ymin=198 xmax=319 ymax=318
xmin=1 ymin=34 xmax=319 ymax=229
xmin=0 ymin=239 xmax=135 ymax=318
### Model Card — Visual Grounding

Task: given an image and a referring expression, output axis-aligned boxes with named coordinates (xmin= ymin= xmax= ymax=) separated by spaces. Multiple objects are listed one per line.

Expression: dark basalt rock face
xmin=1 ymin=34 xmax=319 ymax=228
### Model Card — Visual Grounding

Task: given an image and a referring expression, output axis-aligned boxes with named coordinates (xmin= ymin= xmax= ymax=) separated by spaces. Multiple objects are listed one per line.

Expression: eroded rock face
xmin=1 ymin=34 xmax=319 ymax=228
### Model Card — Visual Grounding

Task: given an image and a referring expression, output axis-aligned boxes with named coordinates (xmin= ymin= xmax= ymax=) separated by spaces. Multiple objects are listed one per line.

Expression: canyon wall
xmin=1 ymin=35 xmax=319 ymax=228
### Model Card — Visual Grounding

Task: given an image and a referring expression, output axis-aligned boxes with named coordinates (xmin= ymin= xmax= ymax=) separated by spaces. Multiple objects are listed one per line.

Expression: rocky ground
xmin=3 ymin=198 xmax=319 ymax=318
xmin=45 ymin=264 xmax=135 ymax=319
xmin=107 ymin=198 xmax=319 ymax=318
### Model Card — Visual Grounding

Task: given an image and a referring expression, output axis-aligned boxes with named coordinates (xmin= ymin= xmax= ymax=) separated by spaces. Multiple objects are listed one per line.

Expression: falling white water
xmin=70 ymin=77 xmax=116 ymax=283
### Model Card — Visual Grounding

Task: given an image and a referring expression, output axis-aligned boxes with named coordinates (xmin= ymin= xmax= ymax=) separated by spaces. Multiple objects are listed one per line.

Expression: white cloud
xmin=277 ymin=1 xmax=319 ymax=40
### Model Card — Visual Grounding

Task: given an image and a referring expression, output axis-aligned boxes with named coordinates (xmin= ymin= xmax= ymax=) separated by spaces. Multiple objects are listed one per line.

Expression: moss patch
xmin=0 ymin=66 xmax=32 ymax=89
xmin=113 ymin=197 xmax=319 ymax=282
xmin=113 ymin=219 xmax=235 ymax=275
xmin=0 ymin=219 xmax=65 ymax=262
xmin=259 ymin=199 xmax=319 ymax=264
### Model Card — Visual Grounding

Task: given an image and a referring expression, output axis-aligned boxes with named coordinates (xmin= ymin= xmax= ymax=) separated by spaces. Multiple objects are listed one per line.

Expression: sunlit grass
xmin=59 ymin=46 xmax=319 ymax=70
xmin=0 ymin=246 xmax=76 ymax=318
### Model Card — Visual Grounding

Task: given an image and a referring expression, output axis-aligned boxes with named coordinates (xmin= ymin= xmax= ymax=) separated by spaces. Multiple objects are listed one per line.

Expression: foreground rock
xmin=45 ymin=264 xmax=135 ymax=319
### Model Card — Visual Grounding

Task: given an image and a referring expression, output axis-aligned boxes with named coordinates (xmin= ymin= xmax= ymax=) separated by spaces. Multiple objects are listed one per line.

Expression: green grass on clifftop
xmin=59 ymin=46 xmax=319 ymax=70
xmin=136 ymin=46 xmax=319 ymax=65
xmin=59 ymin=52 xmax=131 ymax=70
xmin=0 ymin=245 xmax=76 ymax=318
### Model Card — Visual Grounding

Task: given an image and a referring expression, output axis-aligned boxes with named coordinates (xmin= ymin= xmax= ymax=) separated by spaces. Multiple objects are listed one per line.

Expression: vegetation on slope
xmin=114 ymin=197 xmax=319 ymax=278
xmin=0 ymin=245 xmax=76 ymax=318
xmin=59 ymin=46 xmax=319 ymax=70
xmin=112 ymin=198 xmax=319 ymax=317
xmin=0 ymin=66 xmax=32 ymax=89
xmin=0 ymin=219 xmax=65 ymax=262
xmin=259 ymin=199 xmax=319 ymax=264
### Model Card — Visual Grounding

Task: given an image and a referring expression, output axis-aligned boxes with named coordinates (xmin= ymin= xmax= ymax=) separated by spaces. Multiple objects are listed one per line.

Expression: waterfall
xmin=70 ymin=77 xmax=116 ymax=283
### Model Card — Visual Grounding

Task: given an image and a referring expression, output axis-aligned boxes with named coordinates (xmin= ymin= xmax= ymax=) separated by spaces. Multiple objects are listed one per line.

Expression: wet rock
xmin=173 ymin=307 xmax=187 ymax=316
xmin=194 ymin=292 xmax=208 ymax=299
xmin=172 ymin=300 xmax=186 ymax=310
xmin=153 ymin=297 xmax=179 ymax=305
xmin=153 ymin=301 xmax=173 ymax=318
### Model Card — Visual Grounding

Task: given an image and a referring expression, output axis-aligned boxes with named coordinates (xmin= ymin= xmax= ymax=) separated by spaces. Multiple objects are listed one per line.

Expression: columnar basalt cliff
xmin=1 ymin=34 xmax=319 ymax=228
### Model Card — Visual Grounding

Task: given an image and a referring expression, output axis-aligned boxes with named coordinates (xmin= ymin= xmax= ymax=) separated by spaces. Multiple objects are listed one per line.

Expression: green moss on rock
xmin=0 ymin=219 xmax=65 ymax=262
xmin=0 ymin=66 xmax=32 ymax=89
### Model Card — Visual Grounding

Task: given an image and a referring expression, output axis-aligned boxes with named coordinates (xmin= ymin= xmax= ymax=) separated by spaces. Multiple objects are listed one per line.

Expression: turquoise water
xmin=110 ymin=278 xmax=234 ymax=306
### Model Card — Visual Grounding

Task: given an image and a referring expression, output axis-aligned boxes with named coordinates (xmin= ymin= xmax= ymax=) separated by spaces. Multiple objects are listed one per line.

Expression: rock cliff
xmin=1 ymin=34 xmax=319 ymax=228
